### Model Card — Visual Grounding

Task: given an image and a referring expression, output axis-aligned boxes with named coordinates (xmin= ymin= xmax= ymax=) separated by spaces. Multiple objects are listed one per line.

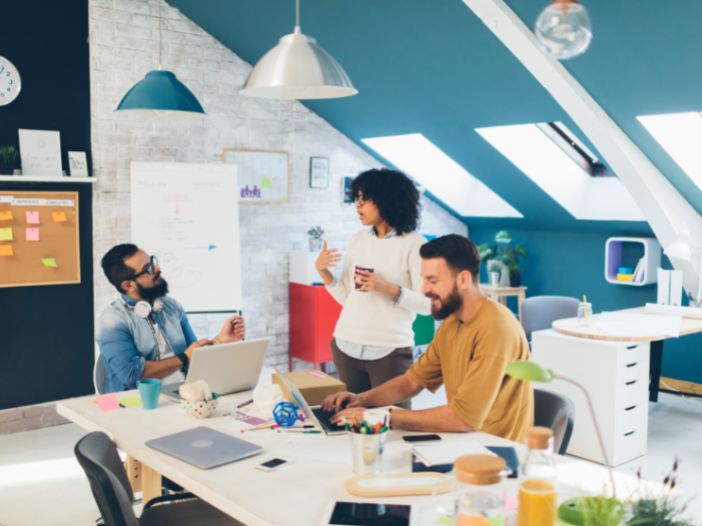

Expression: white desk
xmin=57 ymin=378 xmax=645 ymax=525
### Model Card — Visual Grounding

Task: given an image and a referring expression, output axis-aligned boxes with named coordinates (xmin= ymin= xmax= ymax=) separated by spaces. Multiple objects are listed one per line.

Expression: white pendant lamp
xmin=535 ymin=0 xmax=592 ymax=60
xmin=240 ymin=0 xmax=357 ymax=100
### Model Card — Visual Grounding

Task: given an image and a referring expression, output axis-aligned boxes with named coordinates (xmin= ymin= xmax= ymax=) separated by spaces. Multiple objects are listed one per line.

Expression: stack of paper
xmin=412 ymin=441 xmax=495 ymax=467
xmin=594 ymin=312 xmax=682 ymax=338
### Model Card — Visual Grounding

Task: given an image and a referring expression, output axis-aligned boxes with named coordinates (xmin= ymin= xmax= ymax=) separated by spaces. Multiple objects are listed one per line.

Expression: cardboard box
xmin=273 ymin=370 xmax=346 ymax=406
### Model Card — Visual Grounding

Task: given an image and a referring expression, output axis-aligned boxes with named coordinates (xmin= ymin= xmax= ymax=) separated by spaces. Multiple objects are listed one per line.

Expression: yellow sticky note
xmin=0 ymin=210 xmax=12 ymax=221
xmin=52 ymin=211 xmax=68 ymax=223
xmin=0 ymin=245 xmax=14 ymax=256
xmin=42 ymin=258 xmax=58 ymax=268
xmin=119 ymin=395 xmax=142 ymax=408
xmin=0 ymin=228 xmax=12 ymax=241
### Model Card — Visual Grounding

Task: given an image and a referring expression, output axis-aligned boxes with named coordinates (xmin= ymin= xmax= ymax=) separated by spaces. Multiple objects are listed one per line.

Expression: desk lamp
xmin=505 ymin=360 xmax=616 ymax=497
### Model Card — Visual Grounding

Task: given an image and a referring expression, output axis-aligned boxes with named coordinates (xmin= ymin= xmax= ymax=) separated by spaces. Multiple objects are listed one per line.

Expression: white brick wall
xmin=90 ymin=0 xmax=467 ymax=368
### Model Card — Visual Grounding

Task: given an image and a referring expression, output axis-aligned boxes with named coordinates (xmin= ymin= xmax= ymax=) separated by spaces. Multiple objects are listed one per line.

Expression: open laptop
xmin=162 ymin=337 xmax=269 ymax=400
xmin=276 ymin=371 xmax=347 ymax=436
xmin=146 ymin=426 xmax=262 ymax=469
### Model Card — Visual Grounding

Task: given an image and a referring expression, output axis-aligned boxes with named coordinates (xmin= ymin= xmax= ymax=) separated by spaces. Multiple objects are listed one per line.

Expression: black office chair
xmin=533 ymin=388 xmax=575 ymax=455
xmin=74 ymin=431 xmax=242 ymax=526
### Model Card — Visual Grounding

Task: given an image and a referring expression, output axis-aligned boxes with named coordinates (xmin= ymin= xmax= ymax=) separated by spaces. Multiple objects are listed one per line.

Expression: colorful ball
xmin=272 ymin=401 xmax=298 ymax=427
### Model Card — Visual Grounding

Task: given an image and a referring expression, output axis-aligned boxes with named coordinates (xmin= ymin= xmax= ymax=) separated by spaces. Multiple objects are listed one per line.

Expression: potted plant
xmin=0 ymin=145 xmax=17 ymax=175
xmin=478 ymin=230 xmax=528 ymax=287
xmin=307 ymin=225 xmax=324 ymax=252
xmin=487 ymin=259 xmax=502 ymax=288
xmin=626 ymin=459 xmax=694 ymax=526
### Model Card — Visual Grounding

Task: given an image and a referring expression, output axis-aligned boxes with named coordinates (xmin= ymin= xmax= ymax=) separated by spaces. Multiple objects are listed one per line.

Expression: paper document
xmin=594 ymin=312 xmax=682 ymax=338
xmin=413 ymin=440 xmax=495 ymax=467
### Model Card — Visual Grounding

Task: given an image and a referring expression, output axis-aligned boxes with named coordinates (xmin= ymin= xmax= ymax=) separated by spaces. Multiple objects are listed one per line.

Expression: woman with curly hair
xmin=315 ymin=168 xmax=431 ymax=405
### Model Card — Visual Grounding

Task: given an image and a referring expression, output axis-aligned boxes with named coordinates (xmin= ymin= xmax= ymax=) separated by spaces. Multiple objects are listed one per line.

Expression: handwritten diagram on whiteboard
xmin=130 ymin=162 xmax=242 ymax=313
xmin=221 ymin=149 xmax=289 ymax=202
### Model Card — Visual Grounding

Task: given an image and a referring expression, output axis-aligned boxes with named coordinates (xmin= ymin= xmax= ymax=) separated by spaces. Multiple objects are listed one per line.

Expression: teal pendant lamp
xmin=115 ymin=2 xmax=205 ymax=116
xmin=116 ymin=70 xmax=204 ymax=115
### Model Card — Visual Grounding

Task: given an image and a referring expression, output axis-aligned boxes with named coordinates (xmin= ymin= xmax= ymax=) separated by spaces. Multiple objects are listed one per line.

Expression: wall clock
xmin=0 ymin=56 xmax=21 ymax=106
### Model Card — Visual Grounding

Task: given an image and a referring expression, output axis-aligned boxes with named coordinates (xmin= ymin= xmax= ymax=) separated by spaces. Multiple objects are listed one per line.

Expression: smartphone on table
xmin=401 ymin=434 xmax=441 ymax=444
xmin=255 ymin=457 xmax=290 ymax=472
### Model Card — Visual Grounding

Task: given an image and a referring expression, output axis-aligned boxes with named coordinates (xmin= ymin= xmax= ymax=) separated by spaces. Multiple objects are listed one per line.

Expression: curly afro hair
xmin=350 ymin=168 xmax=420 ymax=234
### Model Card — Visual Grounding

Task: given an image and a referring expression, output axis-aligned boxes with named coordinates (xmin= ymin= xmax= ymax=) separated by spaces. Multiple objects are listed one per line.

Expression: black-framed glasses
xmin=131 ymin=255 xmax=159 ymax=279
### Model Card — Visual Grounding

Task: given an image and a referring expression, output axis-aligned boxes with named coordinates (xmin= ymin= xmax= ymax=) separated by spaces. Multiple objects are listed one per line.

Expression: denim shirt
xmin=96 ymin=294 xmax=197 ymax=393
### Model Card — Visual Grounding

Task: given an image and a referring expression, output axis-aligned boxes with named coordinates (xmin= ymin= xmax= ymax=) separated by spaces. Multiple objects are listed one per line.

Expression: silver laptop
xmin=276 ymin=371 xmax=347 ymax=436
xmin=163 ymin=338 xmax=269 ymax=400
xmin=146 ymin=426 xmax=262 ymax=469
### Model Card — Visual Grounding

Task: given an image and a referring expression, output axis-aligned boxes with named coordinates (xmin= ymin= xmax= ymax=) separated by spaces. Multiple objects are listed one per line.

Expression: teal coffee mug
xmin=137 ymin=378 xmax=162 ymax=410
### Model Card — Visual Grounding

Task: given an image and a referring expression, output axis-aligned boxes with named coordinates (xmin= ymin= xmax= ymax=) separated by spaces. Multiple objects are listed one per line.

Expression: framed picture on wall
xmin=221 ymin=148 xmax=290 ymax=203
xmin=68 ymin=151 xmax=88 ymax=176
xmin=309 ymin=156 xmax=330 ymax=189
xmin=342 ymin=176 xmax=354 ymax=205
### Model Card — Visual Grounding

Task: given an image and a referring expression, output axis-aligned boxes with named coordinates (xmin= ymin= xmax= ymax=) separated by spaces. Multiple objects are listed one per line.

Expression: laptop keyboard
xmin=312 ymin=407 xmax=346 ymax=432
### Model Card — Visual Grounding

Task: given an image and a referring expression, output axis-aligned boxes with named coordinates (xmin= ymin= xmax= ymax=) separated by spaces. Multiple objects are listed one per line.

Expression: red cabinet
xmin=289 ymin=283 xmax=342 ymax=370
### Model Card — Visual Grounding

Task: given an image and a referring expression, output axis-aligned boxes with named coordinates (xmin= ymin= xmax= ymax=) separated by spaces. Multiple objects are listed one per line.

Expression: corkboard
xmin=0 ymin=191 xmax=80 ymax=287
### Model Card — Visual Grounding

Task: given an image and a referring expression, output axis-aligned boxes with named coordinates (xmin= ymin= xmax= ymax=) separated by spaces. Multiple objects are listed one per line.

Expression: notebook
xmin=146 ymin=426 xmax=262 ymax=469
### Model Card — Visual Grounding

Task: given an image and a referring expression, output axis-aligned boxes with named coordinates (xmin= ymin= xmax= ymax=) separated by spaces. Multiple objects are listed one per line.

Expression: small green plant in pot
xmin=307 ymin=225 xmax=324 ymax=252
xmin=0 ymin=145 xmax=17 ymax=175
xmin=477 ymin=230 xmax=528 ymax=287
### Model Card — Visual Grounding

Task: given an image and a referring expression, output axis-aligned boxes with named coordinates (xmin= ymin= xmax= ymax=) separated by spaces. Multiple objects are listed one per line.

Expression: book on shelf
xmin=632 ymin=257 xmax=646 ymax=282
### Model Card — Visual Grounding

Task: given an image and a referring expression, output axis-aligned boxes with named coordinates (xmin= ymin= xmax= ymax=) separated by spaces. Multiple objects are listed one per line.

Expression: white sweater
xmin=327 ymin=229 xmax=431 ymax=348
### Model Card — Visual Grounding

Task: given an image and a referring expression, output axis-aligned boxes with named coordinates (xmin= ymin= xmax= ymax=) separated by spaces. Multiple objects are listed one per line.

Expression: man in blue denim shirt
xmin=96 ymin=244 xmax=245 ymax=393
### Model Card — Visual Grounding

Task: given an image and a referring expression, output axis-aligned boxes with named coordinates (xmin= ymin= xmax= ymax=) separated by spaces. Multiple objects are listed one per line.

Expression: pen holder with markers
xmin=348 ymin=419 xmax=388 ymax=475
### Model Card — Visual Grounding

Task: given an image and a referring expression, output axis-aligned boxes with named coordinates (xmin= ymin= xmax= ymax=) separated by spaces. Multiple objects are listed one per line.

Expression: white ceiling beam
xmin=462 ymin=0 xmax=702 ymax=292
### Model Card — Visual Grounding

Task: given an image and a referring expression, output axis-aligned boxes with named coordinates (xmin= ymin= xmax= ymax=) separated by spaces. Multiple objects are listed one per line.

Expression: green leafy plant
xmin=477 ymin=230 xmax=528 ymax=286
xmin=581 ymin=496 xmax=625 ymax=526
xmin=0 ymin=145 xmax=17 ymax=164
xmin=307 ymin=225 xmax=324 ymax=238
xmin=627 ymin=459 xmax=694 ymax=526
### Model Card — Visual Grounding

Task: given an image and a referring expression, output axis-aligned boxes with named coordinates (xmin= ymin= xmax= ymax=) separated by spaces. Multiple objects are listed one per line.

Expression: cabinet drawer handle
xmin=626 ymin=344 xmax=639 ymax=350
xmin=624 ymin=405 xmax=637 ymax=411
xmin=623 ymin=431 xmax=636 ymax=437
xmin=625 ymin=380 xmax=637 ymax=386
xmin=626 ymin=362 xmax=638 ymax=368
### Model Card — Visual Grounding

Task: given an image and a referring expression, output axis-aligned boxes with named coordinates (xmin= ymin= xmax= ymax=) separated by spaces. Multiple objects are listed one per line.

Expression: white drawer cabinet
xmin=532 ymin=330 xmax=650 ymax=466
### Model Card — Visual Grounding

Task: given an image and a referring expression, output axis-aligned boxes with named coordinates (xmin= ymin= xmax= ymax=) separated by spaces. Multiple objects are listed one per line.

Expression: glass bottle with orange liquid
xmin=453 ymin=454 xmax=506 ymax=526
xmin=518 ymin=426 xmax=558 ymax=526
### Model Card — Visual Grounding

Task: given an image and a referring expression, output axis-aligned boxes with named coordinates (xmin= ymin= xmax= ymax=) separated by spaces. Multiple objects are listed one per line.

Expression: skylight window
xmin=361 ymin=133 xmax=522 ymax=218
xmin=476 ymin=123 xmax=644 ymax=221
xmin=638 ymin=112 xmax=702 ymax=192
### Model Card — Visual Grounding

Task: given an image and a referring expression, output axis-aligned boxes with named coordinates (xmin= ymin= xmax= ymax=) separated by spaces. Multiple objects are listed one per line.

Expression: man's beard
xmin=137 ymin=277 xmax=169 ymax=302
xmin=427 ymin=286 xmax=462 ymax=320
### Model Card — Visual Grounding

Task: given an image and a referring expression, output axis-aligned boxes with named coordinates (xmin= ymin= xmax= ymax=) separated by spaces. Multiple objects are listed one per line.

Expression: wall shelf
xmin=605 ymin=237 xmax=661 ymax=286
xmin=0 ymin=175 xmax=95 ymax=184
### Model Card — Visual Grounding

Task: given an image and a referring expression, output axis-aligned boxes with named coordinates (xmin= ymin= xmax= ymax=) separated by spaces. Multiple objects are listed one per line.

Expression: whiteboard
xmin=221 ymin=149 xmax=289 ymax=202
xmin=130 ymin=162 xmax=241 ymax=312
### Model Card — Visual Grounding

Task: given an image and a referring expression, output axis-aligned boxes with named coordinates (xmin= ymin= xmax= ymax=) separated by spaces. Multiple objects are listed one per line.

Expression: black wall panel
xmin=0 ymin=1 xmax=94 ymax=409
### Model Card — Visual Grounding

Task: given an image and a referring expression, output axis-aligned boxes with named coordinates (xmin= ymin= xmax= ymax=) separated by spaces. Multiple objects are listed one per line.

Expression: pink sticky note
xmin=26 ymin=211 xmax=40 ymax=224
xmin=96 ymin=393 xmax=120 ymax=412
xmin=26 ymin=228 xmax=40 ymax=242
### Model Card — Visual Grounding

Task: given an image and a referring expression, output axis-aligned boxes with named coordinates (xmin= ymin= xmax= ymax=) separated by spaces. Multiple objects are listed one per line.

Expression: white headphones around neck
xmin=124 ymin=298 xmax=163 ymax=319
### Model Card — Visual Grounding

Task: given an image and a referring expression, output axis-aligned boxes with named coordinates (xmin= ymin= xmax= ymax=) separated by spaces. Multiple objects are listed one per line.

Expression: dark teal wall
xmin=468 ymin=226 xmax=702 ymax=384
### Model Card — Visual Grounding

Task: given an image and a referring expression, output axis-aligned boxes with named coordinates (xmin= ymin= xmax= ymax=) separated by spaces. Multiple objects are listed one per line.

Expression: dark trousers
xmin=331 ymin=338 xmax=413 ymax=409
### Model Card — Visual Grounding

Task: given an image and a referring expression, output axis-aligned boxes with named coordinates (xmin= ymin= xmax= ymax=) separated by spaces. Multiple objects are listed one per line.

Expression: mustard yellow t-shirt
xmin=406 ymin=299 xmax=533 ymax=442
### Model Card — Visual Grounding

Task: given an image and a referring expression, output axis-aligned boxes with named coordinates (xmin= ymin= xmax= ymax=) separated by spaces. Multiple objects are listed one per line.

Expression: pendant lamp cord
xmin=158 ymin=0 xmax=163 ymax=69
xmin=295 ymin=0 xmax=301 ymax=32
